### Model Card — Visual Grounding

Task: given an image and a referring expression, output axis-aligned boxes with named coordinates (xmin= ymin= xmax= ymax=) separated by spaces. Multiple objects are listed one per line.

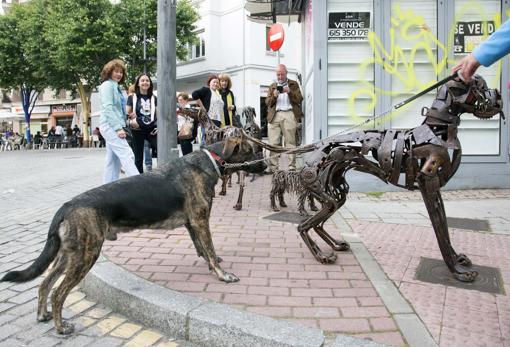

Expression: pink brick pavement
xmin=103 ymin=173 xmax=406 ymax=346
xmin=350 ymin=220 xmax=510 ymax=347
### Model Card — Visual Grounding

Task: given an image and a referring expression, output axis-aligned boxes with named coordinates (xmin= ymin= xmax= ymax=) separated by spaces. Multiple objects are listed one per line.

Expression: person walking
xmin=126 ymin=73 xmax=158 ymax=174
xmin=265 ymin=64 xmax=304 ymax=172
xmin=99 ymin=59 xmax=139 ymax=183
xmin=453 ymin=19 xmax=510 ymax=81
xmin=219 ymin=74 xmax=237 ymax=127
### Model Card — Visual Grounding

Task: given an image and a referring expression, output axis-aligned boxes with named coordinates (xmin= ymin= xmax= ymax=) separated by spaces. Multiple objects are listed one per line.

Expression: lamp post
xmin=157 ymin=0 xmax=179 ymax=165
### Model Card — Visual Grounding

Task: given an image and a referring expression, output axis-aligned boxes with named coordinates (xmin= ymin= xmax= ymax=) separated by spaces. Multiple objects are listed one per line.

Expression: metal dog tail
xmin=0 ymin=206 xmax=64 ymax=283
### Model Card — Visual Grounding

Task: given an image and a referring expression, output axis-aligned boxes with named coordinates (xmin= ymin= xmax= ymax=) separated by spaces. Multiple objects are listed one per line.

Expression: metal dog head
xmin=221 ymin=127 xmax=267 ymax=173
xmin=446 ymin=75 xmax=504 ymax=119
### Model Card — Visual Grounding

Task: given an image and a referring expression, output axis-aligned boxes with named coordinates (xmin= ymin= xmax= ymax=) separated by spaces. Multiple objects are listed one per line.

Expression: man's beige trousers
xmin=267 ymin=110 xmax=297 ymax=171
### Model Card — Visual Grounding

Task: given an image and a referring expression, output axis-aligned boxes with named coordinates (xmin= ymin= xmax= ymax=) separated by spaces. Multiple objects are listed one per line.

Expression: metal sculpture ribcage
xmin=248 ymin=75 xmax=504 ymax=282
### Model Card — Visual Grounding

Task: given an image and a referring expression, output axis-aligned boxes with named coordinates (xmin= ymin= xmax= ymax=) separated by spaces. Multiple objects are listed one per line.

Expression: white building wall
xmin=177 ymin=0 xmax=303 ymax=129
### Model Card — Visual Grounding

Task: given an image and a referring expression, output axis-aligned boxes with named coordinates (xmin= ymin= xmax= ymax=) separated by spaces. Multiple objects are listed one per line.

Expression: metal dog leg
xmin=297 ymin=193 xmax=341 ymax=264
xmin=233 ymin=171 xmax=246 ymax=210
xmin=418 ymin=175 xmax=477 ymax=282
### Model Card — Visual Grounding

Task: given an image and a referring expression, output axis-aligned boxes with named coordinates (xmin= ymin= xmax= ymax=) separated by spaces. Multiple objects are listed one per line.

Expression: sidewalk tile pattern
xmin=103 ymin=174 xmax=406 ymax=346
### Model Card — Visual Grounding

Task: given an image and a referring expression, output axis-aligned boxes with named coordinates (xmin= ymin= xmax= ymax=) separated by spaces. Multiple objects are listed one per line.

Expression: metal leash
xmin=224 ymin=73 xmax=459 ymax=169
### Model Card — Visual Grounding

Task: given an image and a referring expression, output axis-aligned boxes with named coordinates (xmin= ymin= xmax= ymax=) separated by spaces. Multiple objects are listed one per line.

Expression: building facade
xmin=301 ymin=0 xmax=510 ymax=189
xmin=176 ymin=0 xmax=303 ymax=134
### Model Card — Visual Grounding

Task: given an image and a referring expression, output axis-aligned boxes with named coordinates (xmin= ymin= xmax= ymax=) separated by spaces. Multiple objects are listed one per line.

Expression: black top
xmin=127 ymin=94 xmax=158 ymax=132
xmin=219 ymin=89 xmax=236 ymax=126
xmin=191 ymin=86 xmax=212 ymax=112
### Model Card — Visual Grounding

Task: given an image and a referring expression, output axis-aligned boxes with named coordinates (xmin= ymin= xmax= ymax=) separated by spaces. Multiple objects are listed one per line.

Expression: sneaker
xmin=146 ymin=165 xmax=152 ymax=172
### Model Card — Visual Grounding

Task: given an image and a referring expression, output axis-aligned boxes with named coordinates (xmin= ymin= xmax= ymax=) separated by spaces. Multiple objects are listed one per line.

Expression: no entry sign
xmin=268 ymin=23 xmax=285 ymax=51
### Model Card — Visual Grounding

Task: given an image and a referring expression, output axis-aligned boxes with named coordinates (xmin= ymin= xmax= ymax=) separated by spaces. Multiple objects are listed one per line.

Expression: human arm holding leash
xmin=452 ymin=19 xmax=510 ymax=81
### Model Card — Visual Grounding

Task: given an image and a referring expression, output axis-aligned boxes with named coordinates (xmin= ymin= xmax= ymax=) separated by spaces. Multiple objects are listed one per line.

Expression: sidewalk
xmin=1 ymin=149 xmax=509 ymax=346
xmin=100 ymin=149 xmax=510 ymax=346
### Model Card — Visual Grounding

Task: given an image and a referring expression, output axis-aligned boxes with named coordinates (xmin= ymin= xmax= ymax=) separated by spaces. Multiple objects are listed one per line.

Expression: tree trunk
xmin=77 ymin=81 xmax=91 ymax=147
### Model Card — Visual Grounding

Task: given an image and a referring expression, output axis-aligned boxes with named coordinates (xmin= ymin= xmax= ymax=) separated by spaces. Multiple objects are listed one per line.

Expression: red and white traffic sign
xmin=268 ymin=23 xmax=285 ymax=51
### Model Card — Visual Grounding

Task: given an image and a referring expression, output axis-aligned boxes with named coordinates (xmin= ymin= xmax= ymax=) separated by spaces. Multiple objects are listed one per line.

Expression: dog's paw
xmin=298 ymin=210 xmax=309 ymax=216
xmin=233 ymin=204 xmax=242 ymax=210
xmin=271 ymin=206 xmax=280 ymax=212
xmin=105 ymin=233 xmax=118 ymax=241
xmin=279 ymin=202 xmax=288 ymax=208
xmin=57 ymin=321 xmax=75 ymax=335
xmin=37 ymin=311 xmax=52 ymax=322
xmin=310 ymin=205 xmax=319 ymax=212
xmin=220 ymin=272 xmax=239 ymax=283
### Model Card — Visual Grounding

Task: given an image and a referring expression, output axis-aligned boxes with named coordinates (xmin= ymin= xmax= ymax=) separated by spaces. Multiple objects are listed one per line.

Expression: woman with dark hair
xmin=192 ymin=75 xmax=224 ymax=143
xmin=99 ymin=58 xmax=139 ymax=183
xmin=126 ymin=73 xmax=158 ymax=173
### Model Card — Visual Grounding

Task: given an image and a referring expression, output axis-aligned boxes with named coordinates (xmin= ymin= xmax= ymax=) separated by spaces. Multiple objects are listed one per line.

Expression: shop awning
xmin=244 ymin=0 xmax=305 ymax=24
xmin=0 ymin=112 xmax=23 ymax=122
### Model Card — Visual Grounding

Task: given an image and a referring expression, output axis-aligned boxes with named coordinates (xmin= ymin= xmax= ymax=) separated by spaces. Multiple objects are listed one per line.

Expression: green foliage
xmin=366 ymin=192 xmax=384 ymax=198
xmin=42 ymin=0 xmax=121 ymax=93
xmin=114 ymin=0 xmax=199 ymax=82
xmin=0 ymin=1 xmax=47 ymax=92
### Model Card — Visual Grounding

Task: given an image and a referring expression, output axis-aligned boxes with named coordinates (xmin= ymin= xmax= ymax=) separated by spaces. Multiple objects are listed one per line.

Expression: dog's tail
xmin=1 ymin=205 xmax=65 ymax=283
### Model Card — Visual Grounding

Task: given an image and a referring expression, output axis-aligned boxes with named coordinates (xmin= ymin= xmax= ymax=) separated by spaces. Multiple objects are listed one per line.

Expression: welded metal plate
xmin=263 ymin=211 xmax=309 ymax=224
xmin=415 ymin=257 xmax=504 ymax=294
xmin=447 ymin=217 xmax=490 ymax=232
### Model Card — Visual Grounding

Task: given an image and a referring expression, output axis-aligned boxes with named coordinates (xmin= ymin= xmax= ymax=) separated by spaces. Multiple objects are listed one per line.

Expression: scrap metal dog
xmin=270 ymin=169 xmax=319 ymax=216
xmin=249 ymin=75 xmax=503 ymax=282
xmin=0 ymin=127 xmax=266 ymax=335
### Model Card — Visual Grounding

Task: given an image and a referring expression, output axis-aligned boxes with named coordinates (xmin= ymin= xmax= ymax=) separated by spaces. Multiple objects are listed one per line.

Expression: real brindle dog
xmin=0 ymin=128 xmax=266 ymax=335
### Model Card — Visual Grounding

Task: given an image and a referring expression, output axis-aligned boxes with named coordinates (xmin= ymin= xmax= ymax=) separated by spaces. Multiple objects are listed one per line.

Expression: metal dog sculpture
xmin=0 ymin=127 xmax=266 ymax=335
xmin=270 ymin=169 xmax=319 ymax=216
xmin=247 ymin=75 xmax=503 ymax=282
xmin=228 ymin=107 xmax=264 ymax=210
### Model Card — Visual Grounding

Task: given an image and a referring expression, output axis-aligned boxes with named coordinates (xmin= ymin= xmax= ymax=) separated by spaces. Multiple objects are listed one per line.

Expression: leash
xmin=224 ymin=72 xmax=460 ymax=169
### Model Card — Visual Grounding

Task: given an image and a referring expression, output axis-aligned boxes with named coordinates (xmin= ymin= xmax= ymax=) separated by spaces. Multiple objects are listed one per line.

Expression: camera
xmin=276 ymin=85 xmax=284 ymax=93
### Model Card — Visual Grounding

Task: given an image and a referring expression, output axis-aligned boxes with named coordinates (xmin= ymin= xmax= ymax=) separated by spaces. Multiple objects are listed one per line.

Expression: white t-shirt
xmin=208 ymin=89 xmax=224 ymax=122
xmin=55 ymin=125 xmax=63 ymax=135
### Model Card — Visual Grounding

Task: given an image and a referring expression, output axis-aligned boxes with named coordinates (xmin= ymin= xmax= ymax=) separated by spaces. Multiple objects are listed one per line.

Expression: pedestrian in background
xmin=265 ymin=64 xmax=304 ymax=172
xmin=126 ymin=73 xmax=158 ymax=173
xmin=218 ymin=73 xmax=236 ymax=127
xmin=192 ymin=75 xmax=224 ymax=143
xmin=99 ymin=58 xmax=139 ymax=183
xmin=177 ymin=92 xmax=197 ymax=156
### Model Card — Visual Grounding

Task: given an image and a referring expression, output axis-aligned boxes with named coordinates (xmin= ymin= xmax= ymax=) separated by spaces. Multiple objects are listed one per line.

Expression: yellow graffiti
xmin=347 ymin=1 xmax=503 ymax=126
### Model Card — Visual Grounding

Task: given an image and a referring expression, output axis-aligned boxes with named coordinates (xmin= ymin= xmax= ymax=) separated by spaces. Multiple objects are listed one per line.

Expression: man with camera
xmin=265 ymin=64 xmax=304 ymax=172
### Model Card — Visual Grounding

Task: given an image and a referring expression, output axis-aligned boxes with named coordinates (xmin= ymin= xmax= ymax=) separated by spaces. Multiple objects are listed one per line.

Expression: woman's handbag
xmin=178 ymin=117 xmax=194 ymax=140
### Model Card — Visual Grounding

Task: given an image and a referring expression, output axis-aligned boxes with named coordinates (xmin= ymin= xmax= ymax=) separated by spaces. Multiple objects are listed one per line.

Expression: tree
xmin=42 ymin=0 xmax=122 ymax=143
xmin=0 ymin=1 xmax=48 ymax=144
xmin=114 ymin=0 xmax=199 ymax=81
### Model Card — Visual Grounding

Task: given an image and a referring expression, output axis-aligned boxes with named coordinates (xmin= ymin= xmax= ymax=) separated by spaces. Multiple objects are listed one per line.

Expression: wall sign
xmin=328 ymin=12 xmax=370 ymax=41
xmin=454 ymin=21 xmax=495 ymax=53
xmin=51 ymin=104 xmax=77 ymax=114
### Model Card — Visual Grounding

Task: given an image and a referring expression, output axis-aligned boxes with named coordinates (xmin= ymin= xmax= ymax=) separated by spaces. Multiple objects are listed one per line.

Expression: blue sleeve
xmin=99 ymin=81 xmax=124 ymax=131
xmin=472 ymin=19 xmax=510 ymax=67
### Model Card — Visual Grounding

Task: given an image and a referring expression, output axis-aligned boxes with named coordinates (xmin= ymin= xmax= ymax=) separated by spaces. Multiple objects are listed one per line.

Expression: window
xmin=186 ymin=30 xmax=205 ymax=61
xmin=265 ymin=25 xmax=271 ymax=51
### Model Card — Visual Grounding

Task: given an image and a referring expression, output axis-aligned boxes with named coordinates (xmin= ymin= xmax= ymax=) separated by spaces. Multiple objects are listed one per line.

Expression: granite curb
xmin=81 ymin=256 xmax=388 ymax=347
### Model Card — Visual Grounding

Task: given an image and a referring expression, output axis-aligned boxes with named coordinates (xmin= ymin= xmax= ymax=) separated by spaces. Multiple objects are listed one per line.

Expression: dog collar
xmin=202 ymin=149 xmax=224 ymax=177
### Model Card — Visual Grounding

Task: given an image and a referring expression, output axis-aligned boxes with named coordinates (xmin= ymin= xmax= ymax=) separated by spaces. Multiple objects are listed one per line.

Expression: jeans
xmin=99 ymin=123 xmax=139 ymax=184
xmin=132 ymin=129 xmax=157 ymax=173
xmin=144 ymin=140 xmax=152 ymax=168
